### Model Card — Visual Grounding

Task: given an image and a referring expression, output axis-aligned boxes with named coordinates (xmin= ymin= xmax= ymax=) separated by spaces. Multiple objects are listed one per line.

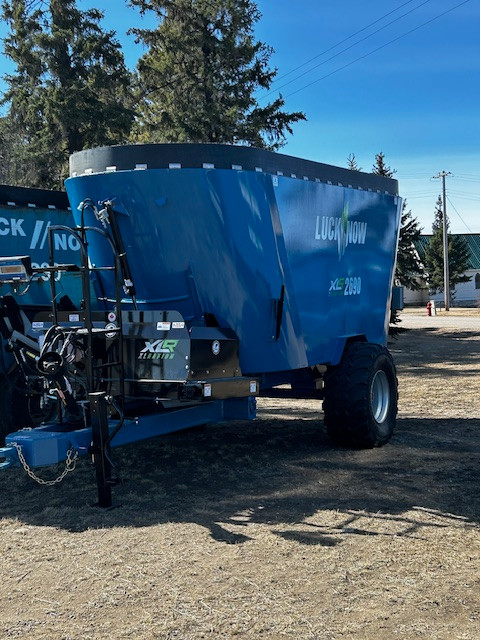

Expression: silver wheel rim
xmin=371 ymin=370 xmax=390 ymax=423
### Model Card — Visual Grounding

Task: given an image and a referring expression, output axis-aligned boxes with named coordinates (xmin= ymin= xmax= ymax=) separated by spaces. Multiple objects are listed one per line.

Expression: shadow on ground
xmin=391 ymin=328 xmax=480 ymax=377
xmin=1 ymin=323 xmax=478 ymax=542
xmin=0 ymin=413 xmax=478 ymax=542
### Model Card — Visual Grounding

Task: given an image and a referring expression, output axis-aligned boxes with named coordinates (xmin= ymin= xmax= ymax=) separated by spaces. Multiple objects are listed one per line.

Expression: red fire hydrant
xmin=426 ymin=301 xmax=432 ymax=316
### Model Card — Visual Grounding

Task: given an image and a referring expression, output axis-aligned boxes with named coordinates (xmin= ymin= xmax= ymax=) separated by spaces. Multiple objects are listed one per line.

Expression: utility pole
xmin=432 ymin=171 xmax=452 ymax=311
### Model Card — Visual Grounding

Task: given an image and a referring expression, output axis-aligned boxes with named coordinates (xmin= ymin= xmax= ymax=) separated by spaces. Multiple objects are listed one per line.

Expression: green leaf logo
xmin=338 ymin=202 xmax=350 ymax=260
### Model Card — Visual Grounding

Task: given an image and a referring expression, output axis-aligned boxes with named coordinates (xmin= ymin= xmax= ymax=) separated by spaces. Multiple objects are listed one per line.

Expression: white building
xmin=404 ymin=234 xmax=480 ymax=308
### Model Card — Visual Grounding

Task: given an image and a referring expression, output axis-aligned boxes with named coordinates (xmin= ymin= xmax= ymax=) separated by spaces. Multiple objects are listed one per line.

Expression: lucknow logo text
xmin=314 ymin=203 xmax=367 ymax=260
xmin=139 ymin=339 xmax=179 ymax=360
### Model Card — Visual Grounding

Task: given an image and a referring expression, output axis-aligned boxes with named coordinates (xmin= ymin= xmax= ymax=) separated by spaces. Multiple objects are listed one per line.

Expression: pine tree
xmin=1 ymin=0 xmax=134 ymax=188
xmin=424 ymin=195 xmax=471 ymax=296
xmin=129 ymin=0 xmax=306 ymax=149
xmin=346 ymin=153 xmax=362 ymax=172
xmin=396 ymin=201 xmax=424 ymax=290
xmin=0 ymin=0 xmax=45 ymax=185
xmin=372 ymin=151 xmax=396 ymax=178
xmin=371 ymin=152 xmax=424 ymax=289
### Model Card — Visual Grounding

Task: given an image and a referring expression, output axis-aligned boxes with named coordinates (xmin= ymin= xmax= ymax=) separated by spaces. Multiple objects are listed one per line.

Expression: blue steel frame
xmin=0 ymin=396 xmax=256 ymax=469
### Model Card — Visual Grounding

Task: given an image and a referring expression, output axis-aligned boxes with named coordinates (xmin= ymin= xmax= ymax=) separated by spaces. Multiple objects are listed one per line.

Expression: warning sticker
xmin=157 ymin=321 xmax=171 ymax=331
xmin=69 ymin=314 xmax=80 ymax=322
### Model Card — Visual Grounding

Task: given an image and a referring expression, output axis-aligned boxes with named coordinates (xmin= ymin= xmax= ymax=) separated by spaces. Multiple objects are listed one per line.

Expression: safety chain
xmin=10 ymin=442 xmax=79 ymax=486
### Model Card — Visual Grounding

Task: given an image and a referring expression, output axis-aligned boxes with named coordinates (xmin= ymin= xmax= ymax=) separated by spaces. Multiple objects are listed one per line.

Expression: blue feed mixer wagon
xmin=0 ymin=144 xmax=402 ymax=506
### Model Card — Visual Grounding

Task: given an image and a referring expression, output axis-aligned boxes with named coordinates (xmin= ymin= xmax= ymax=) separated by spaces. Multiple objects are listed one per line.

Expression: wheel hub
xmin=371 ymin=370 xmax=390 ymax=423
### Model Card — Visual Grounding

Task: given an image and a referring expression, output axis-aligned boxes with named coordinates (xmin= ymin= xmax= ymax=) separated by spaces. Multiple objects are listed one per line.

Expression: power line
xmin=405 ymin=189 xmax=439 ymax=195
xmin=399 ymin=174 xmax=434 ymax=178
xmin=446 ymin=196 xmax=473 ymax=232
xmin=449 ymin=189 xmax=480 ymax=197
xmin=261 ymin=0 xmax=423 ymax=94
xmin=407 ymin=195 xmax=441 ymax=199
xmin=452 ymin=175 xmax=480 ymax=183
xmin=406 ymin=194 xmax=439 ymax=199
xmin=448 ymin=193 xmax=480 ymax=202
xmin=282 ymin=0 xmax=472 ymax=100
xmin=260 ymin=0 xmax=433 ymax=101
xmin=454 ymin=173 xmax=480 ymax=179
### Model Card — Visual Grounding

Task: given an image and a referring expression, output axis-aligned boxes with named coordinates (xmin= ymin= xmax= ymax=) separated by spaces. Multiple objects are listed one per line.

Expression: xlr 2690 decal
xmin=329 ymin=276 xmax=362 ymax=297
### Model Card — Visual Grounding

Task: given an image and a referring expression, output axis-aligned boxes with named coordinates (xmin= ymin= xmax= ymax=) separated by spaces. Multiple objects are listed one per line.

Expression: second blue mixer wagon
xmin=0 ymin=144 xmax=402 ymax=506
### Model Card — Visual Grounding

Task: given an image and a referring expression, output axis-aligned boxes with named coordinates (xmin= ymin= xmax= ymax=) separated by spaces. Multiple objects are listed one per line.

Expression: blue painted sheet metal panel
xmin=275 ymin=178 xmax=401 ymax=364
xmin=66 ymin=169 xmax=308 ymax=374
xmin=65 ymin=166 xmax=400 ymax=374
xmin=0 ymin=203 xmax=84 ymax=307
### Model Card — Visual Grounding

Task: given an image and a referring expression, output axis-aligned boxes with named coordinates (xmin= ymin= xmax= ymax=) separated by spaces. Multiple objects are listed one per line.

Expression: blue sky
xmin=1 ymin=0 xmax=479 ymax=233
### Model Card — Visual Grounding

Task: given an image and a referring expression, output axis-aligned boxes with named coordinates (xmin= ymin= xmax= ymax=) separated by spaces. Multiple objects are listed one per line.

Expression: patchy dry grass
xmin=0 ymin=314 xmax=479 ymax=639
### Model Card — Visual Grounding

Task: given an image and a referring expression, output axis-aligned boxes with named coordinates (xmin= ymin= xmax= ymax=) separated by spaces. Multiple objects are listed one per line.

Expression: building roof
xmin=415 ymin=234 xmax=480 ymax=270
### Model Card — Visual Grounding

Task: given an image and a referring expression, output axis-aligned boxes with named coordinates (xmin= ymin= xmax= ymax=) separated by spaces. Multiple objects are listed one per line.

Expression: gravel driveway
xmin=399 ymin=309 xmax=480 ymax=330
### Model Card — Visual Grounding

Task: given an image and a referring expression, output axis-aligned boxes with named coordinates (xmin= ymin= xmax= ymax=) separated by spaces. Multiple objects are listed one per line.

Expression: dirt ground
xmin=0 ymin=310 xmax=479 ymax=640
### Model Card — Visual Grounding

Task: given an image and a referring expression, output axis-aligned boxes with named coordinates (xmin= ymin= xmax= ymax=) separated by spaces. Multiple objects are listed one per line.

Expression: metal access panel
xmin=121 ymin=309 xmax=191 ymax=385
xmin=188 ymin=326 xmax=241 ymax=379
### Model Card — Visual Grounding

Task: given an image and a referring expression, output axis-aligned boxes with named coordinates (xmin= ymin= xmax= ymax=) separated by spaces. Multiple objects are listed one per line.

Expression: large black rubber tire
xmin=323 ymin=342 xmax=398 ymax=448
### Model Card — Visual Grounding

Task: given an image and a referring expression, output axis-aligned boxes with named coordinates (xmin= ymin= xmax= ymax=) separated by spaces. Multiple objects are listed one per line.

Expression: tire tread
xmin=323 ymin=342 xmax=398 ymax=448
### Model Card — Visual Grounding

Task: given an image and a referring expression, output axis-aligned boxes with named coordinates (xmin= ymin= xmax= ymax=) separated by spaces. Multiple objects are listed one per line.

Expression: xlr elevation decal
xmin=138 ymin=339 xmax=179 ymax=360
